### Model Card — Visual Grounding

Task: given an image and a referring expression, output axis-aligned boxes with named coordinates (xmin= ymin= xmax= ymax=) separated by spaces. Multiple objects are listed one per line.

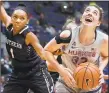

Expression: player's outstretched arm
xmin=0 ymin=0 xmax=11 ymax=27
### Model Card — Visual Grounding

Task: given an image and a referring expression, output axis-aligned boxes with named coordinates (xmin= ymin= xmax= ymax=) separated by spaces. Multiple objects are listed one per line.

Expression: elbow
xmin=46 ymin=61 xmax=57 ymax=72
xmin=46 ymin=61 xmax=52 ymax=71
xmin=44 ymin=46 xmax=49 ymax=52
xmin=38 ymin=52 xmax=46 ymax=60
xmin=37 ymin=49 xmax=46 ymax=60
xmin=45 ymin=50 xmax=53 ymax=56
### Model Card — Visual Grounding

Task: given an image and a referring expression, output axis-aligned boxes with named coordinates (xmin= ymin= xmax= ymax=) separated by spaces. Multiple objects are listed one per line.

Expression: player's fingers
xmin=99 ymin=78 xmax=104 ymax=85
xmin=64 ymin=68 xmax=73 ymax=76
xmin=71 ymin=78 xmax=77 ymax=87
xmin=68 ymin=74 xmax=77 ymax=87
xmin=63 ymin=73 xmax=75 ymax=88
xmin=62 ymin=76 xmax=72 ymax=87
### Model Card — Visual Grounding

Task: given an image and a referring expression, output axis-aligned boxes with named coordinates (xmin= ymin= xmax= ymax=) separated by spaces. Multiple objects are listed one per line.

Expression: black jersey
xmin=4 ymin=24 xmax=45 ymax=71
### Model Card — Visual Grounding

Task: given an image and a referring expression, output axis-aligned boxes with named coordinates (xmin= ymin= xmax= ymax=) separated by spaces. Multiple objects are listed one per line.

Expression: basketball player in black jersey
xmin=0 ymin=1 xmax=54 ymax=93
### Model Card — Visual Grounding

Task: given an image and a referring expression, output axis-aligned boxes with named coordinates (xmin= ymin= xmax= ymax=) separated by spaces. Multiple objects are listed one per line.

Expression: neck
xmin=13 ymin=26 xmax=26 ymax=35
xmin=13 ymin=28 xmax=20 ymax=35
xmin=79 ymin=25 xmax=96 ymax=45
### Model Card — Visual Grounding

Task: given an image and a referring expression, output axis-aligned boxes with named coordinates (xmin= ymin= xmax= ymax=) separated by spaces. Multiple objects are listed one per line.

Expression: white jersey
xmin=61 ymin=26 xmax=107 ymax=72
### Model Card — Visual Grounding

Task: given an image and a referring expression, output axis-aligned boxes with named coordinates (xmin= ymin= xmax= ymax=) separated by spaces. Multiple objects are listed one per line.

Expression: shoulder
xmin=26 ymin=31 xmax=39 ymax=45
xmin=23 ymin=26 xmax=37 ymax=41
xmin=99 ymin=31 xmax=108 ymax=56
xmin=6 ymin=24 xmax=13 ymax=31
xmin=60 ymin=25 xmax=78 ymax=39
xmin=97 ymin=31 xmax=108 ymax=45
xmin=60 ymin=30 xmax=71 ymax=39
xmin=97 ymin=30 xmax=108 ymax=40
xmin=102 ymin=35 xmax=108 ymax=47
xmin=26 ymin=31 xmax=36 ymax=38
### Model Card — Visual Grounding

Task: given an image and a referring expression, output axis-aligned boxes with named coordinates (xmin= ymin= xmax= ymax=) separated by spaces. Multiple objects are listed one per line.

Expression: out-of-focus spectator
xmin=0 ymin=76 xmax=5 ymax=85
xmin=33 ymin=2 xmax=43 ymax=15
xmin=34 ymin=20 xmax=44 ymax=33
xmin=58 ymin=2 xmax=76 ymax=17
xmin=38 ymin=12 xmax=48 ymax=28
xmin=43 ymin=1 xmax=53 ymax=6
xmin=0 ymin=58 xmax=12 ymax=93
xmin=102 ymin=83 xmax=108 ymax=93
xmin=62 ymin=17 xmax=77 ymax=30
xmin=0 ymin=31 xmax=9 ymax=60
xmin=29 ymin=18 xmax=37 ymax=28
xmin=59 ymin=2 xmax=68 ymax=13
xmin=45 ymin=24 xmax=57 ymax=36
xmin=1 ymin=58 xmax=12 ymax=75
xmin=0 ymin=76 xmax=5 ymax=93
xmin=66 ymin=2 xmax=76 ymax=16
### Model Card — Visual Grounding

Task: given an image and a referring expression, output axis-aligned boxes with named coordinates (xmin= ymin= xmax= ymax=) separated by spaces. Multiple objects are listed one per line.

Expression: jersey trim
xmin=19 ymin=25 xmax=29 ymax=34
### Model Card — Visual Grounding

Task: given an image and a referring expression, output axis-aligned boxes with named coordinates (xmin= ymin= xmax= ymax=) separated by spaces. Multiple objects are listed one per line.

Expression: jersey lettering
xmin=69 ymin=49 xmax=96 ymax=57
xmin=6 ymin=39 xmax=22 ymax=49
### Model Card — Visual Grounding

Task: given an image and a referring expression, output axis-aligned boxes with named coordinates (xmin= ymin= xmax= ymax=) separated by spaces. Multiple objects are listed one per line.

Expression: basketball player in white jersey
xmin=44 ymin=4 xmax=108 ymax=93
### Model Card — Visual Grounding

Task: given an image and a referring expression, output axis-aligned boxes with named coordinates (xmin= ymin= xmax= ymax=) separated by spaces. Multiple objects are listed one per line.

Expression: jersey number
xmin=72 ymin=56 xmax=88 ymax=65
xmin=10 ymin=48 xmax=14 ymax=58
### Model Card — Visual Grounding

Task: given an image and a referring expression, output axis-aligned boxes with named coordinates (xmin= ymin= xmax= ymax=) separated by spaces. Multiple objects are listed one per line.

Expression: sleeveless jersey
xmin=4 ymin=24 xmax=45 ymax=71
xmin=61 ymin=26 xmax=107 ymax=72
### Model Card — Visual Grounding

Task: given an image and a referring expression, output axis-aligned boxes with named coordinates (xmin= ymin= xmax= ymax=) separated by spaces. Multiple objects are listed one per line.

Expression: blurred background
xmin=0 ymin=1 xmax=108 ymax=93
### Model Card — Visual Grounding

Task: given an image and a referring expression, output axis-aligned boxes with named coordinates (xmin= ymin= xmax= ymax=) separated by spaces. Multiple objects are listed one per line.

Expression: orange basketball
xmin=73 ymin=62 xmax=100 ymax=90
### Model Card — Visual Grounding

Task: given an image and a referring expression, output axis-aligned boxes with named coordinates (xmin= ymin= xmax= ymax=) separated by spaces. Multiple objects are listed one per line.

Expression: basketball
xmin=73 ymin=62 xmax=100 ymax=90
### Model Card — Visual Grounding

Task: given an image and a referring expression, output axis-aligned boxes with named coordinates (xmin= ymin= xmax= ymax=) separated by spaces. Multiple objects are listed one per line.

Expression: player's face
xmin=81 ymin=6 xmax=101 ymax=27
xmin=11 ymin=9 xmax=29 ymax=31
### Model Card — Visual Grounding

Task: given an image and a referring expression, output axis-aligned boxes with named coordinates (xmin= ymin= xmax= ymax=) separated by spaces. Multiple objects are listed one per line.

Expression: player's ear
xmin=27 ymin=19 xmax=29 ymax=24
xmin=80 ymin=17 xmax=82 ymax=22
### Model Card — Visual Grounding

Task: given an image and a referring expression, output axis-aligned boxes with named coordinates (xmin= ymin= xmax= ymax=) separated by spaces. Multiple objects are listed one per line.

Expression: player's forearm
xmin=99 ymin=57 xmax=108 ymax=71
xmin=0 ymin=2 xmax=5 ymax=20
xmin=46 ymin=61 xmax=57 ymax=72
xmin=35 ymin=46 xmax=46 ymax=60
xmin=46 ymin=60 xmax=65 ymax=72
xmin=0 ymin=1 xmax=11 ymax=26
xmin=0 ymin=1 xmax=3 ymax=20
xmin=45 ymin=51 xmax=64 ymax=73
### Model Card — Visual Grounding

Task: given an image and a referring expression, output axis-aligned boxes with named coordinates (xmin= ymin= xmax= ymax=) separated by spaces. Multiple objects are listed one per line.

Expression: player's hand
xmin=59 ymin=67 xmax=77 ymax=88
xmin=64 ymin=68 xmax=77 ymax=88
xmin=99 ymin=69 xmax=105 ymax=85
xmin=103 ymin=75 xmax=109 ymax=80
xmin=52 ymin=49 xmax=64 ymax=55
